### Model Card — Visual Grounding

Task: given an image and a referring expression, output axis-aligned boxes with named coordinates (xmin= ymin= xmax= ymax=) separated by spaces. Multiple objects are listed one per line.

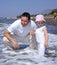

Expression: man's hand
xmin=12 ymin=41 xmax=19 ymax=49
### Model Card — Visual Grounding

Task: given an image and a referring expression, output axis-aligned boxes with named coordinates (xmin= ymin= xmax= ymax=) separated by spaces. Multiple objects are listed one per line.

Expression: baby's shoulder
xmin=42 ymin=26 xmax=46 ymax=28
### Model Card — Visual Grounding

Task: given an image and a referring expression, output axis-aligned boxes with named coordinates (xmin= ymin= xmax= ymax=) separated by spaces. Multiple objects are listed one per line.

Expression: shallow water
xmin=0 ymin=20 xmax=57 ymax=65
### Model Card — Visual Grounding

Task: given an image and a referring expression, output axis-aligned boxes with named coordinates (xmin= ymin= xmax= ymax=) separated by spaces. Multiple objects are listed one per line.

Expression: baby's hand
xmin=30 ymin=30 xmax=35 ymax=35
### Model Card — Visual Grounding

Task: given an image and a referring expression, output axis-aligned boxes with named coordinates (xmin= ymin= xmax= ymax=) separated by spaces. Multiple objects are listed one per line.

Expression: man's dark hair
xmin=21 ymin=12 xmax=30 ymax=20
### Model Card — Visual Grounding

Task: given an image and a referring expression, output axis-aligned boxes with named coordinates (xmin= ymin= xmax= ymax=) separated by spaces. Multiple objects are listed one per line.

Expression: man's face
xmin=21 ymin=16 xmax=29 ymax=27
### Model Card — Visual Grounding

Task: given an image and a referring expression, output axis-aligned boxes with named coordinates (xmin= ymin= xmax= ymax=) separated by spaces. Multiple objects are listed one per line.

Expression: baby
xmin=30 ymin=14 xmax=48 ymax=56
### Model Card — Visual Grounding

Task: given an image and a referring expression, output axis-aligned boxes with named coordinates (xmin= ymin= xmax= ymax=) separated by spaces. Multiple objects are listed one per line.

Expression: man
xmin=53 ymin=12 xmax=57 ymax=20
xmin=3 ymin=12 xmax=37 ymax=50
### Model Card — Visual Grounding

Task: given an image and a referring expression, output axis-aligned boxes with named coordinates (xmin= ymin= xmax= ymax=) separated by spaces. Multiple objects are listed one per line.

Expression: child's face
xmin=36 ymin=21 xmax=44 ymax=27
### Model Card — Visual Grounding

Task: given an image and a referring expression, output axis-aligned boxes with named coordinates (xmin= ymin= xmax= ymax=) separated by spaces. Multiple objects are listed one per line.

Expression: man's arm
xmin=3 ymin=29 xmax=19 ymax=49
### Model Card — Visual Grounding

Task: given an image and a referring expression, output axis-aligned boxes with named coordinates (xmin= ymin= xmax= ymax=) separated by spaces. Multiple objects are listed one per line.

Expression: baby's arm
xmin=43 ymin=27 xmax=48 ymax=48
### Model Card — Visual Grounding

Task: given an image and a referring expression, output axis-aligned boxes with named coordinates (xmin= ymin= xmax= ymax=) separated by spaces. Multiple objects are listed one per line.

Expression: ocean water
xmin=0 ymin=19 xmax=57 ymax=65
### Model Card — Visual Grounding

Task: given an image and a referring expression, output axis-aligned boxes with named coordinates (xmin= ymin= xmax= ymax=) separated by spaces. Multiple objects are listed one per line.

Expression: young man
xmin=3 ymin=12 xmax=37 ymax=50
